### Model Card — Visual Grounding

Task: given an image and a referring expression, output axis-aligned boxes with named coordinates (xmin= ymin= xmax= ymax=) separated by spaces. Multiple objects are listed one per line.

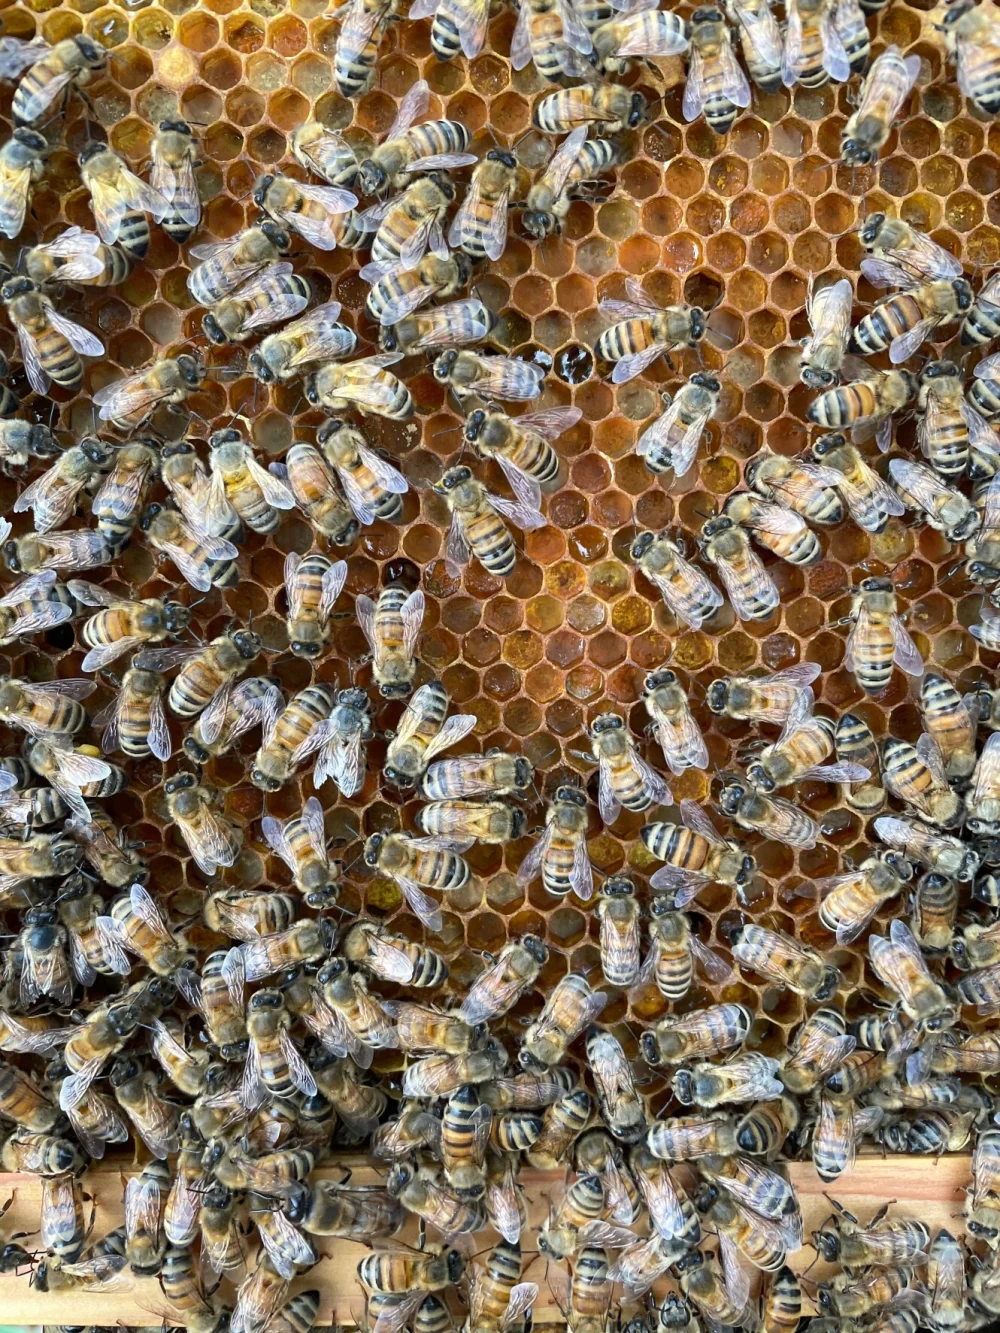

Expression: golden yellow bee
xmin=698 ymin=515 xmax=779 ymax=621
xmin=597 ymin=275 xmax=706 ymax=384
xmin=724 ymin=0 xmax=782 ymax=88
xmin=342 ymin=920 xmax=448 ymax=988
xmin=638 ymin=375 xmax=721 ymax=482
xmin=0 ymin=128 xmax=47 ymax=240
xmin=642 ymin=1002 xmax=752 ymax=1068
xmin=187 ymin=221 xmax=291 ymax=306
xmin=843 ymin=575 xmax=925 ymax=696
xmin=79 ymin=143 xmax=170 ymax=263
xmin=523 ymin=126 xmax=618 ymax=238
xmin=841 ymin=46 xmax=920 ymax=166
xmin=642 ymin=798 xmax=754 ymax=904
xmin=364 ymin=828 xmax=469 ymax=932
xmin=387 ymin=1162 xmax=485 ymax=1237
xmin=851 ymin=258 xmax=973 ymax=365
xmin=12 ymin=35 xmax=106 ymax=124
xmin=889 ymin=457 xmax=979 ymax=542
xmin=110 ymin=1054 xmax=181 ymax=1159
xmin=253 ymin=171 xmax=359 ymax=251
xmin=202 ymin=262 xmax=311 ymax=346
xmin=808 ymin=432 xmax=905 ymax=532
xmin=249 ymin=300 xmax=357 ymax=384
xmin=521 ymin=974 xmax=607 ymax=1068
xmin=511 ymin=0 xmax=596 ymax=80
xmin=596 ymin=878 xmax=641 ymax=988
xmin=684 ymin=7 xmax=752 ymax=133
xmin=93 ymin=353 xmax=206 ymax=431
xmin=447 ymin=150 xmax=519 ymax=261
xmin=2 ymin=275 xmax=103 ymax=394
xmin=940 ymin=0 xmax=1000 ymax=118
xmin=869 ymin=919 xmax=955 ymax=1028
xmin=799 ymin=278 xmax=852 ymax=389
xmin=305 ymin=353 xmax=414 ymax=420
xmin=518 ymin=783 xmax=593 ymax=901
xmin=140 ymin=503 xmax=238 ymax=593
xmin=730 ymin=922 xmax=838 ymax=999
xmin=781 ymin=0 xmax=849 ymax=87
xmin=807 ymin=360 xmax=916 ymax=452
xmin=163 ymin=773 xmax=242 ymax=878
xmin=149 ymin=119 xmax=200 ymax=244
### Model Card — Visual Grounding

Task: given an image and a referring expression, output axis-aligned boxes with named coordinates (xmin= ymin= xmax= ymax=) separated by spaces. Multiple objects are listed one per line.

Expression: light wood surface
xmin=0 ymin=1155 xmax=970 ymax=1326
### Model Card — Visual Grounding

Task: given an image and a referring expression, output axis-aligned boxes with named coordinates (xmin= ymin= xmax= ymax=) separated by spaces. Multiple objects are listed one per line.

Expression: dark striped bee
xmin=0 ymin=128 xmax=48 ymax=240
xmin=511 ymin=0 xmax=596 ymax=81
xmin=629 ymin=525 xmax=720 ymax=629
xmin=523 ymin=126 xmax=618 ymax=239
xmin=434 ymin=465 xmax=545 ymax=577
xmin=596 ymin=276 xmax=706 ymax=384
xmin=201 ymin=263 xmax=311 ymax=345
xmin=684 ymin=7 xmax=752 ymax=132
xmin=357 ymin=79 xmax=475 ymax=194
xmin=841 ymin=46 xmax=921 ymax=166
xmin=940 ymin=1 xmax=1000 ymax=118
xmin=79 ymin=143 xmax=170 ymax=263
xmin=12 ymin=35 xmax=106 ymax=124
xmin=449 ymin=150 xmax=518 ymax=262
xmin=150 ymin=119 xmax=200 ymax=244
xmin=782 ymin=0 xmax=850 ymax=87
xmin=1 ymin=275 xmax=103 ymax=394
xmin=187 ymin=221 xmax=291 ymax=306
xmin=140 ymin=504 xmax=239 ymax=593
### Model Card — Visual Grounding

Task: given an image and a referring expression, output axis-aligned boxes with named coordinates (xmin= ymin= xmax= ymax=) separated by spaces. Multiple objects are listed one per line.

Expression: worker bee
xmin=717 ymin=776 xmax=819 ymax=849
xmin=11 ymin=35 xmax=106 ymax=125
xmin=535 ymin=84 xmax=645 ymax=138
xmin=638 ymin=374 xmax=721 ymax=479
xmin=348 ymin=583 xmax=423 ymax=701
xmin=843 ymin=575 xmax=925 ymax=695
xmin=939 ymin=1 xmax=1000 ymax=117
xmin=2 ymin=275 xmax=103 ymax=394
xmin=3 ymin=526 xmax=113 ymax=577
xmin=252 ymin=172 xmax=360 ymax=251
xmin=140 ymin=503 xmax=238 ymax=593
xmin=305 ymin=353 xmax=414 ymax=420
xmin=93 ymin=353 xmax=206 ymax=431
xmin=383 ymin=681 xmax=476 ymax=790
xmin=696 ymin=515 xmax=779 ymax=621
xmin=0 ymin=421 xmax=60 ymax=481
xmin=137 ymin=625 xmax=262 ymax=727
xmin=184 ymin=676 xmax=282 ymax=767
xmin=745 ymin=450 xmax=843 ymax=525
xmin=202 ymin=263 xmax=311 ymax=347
xmin=881 ymin=733 xmax=961 ymax=827
xmin=523 ymin=125 xmax=618 ymax=239
xmin=99 ymin=881 xmax=193 ymax=979
xmin=417 ymin=798 xmax=524 ymax=845
xmin=589 ymin=712 xmax=672 ymax=823
xmin=517 ymin=784 xmax=593 ymax=901
xmin=386 ymin=1161 xmax=485 ymax=1238
xmin=252 ymin=683 xmax=339 ymax=792
xmin=630 ymin=530 xmax=724 ymax=631
xmin=313 ymin=686 xmax=374 ymax=798
xmin=23 ymin=738 xmax=121 ymax=823
xmin=59 ymin=979 xmax=170 ymax=1109
xmin=841 ymin=45 xmax=921 ymax=166
xmin=807 ymin=360 xmax=917 ymax=452
xmin=707 ymin=661 xmax=819 ymax=725
xmin=967 ymin=473 xmax=1000 ymax=583
xmin=639 ymin=670 xmax=708 ymax=781
xmin=421 ymin=751 xmax=533 ymax=803
xmin=65 ymin=807 xmax=147 ymax=895
xmin=279 ymin=553 xmax=345 ymax=662
xmin=511 ymin=0 xmax=596 ymax=80
xmin=249 ymin=301 xmax=358 ymax=384
xmin=0 ymin=674 xmax=91 ymax=743
xmin=261 ymin=796 xmax=341 ymax=908
xmin=38 ymin=1170 xmax=86 ymax=1263
xmin=781 ymin=0 xmax=850 ymax=86
xmin=175 ymin=950 xmax=248 ymax=1063
xmin=860 ymin=211 xmax=962 ymax=283
xmin=875 ymin=814 xmax=979 ymax=884
xmin=914 ymin=358 xmax=997 ymax=483
xmin=243 ymin=989 xmax=317 ymax=1108
xmin=869 ymin=918 xmax=955 ymax=1029
xmin=0 ymin=568 xmax=77 ymax=646
xmin=427 ymin=153 xmax=514 ymax=264
xmin=163 ymin=773 xmax=242 ymax=878
xmin=465 ymin=404 xmax=578 ymax=510
xmin=358 ymin=81 xmax=475 ymax=195
xmin=635 ymin=901 xmax=734 ymax=1002
xmin=278 ymin=443 xmax=356 ymax=545
xmin=109 ymin=1055 xmax=181 ymax=1159
xmin=457 ymin=936 xmax=548 ymax=1028
xmin=799 ymin=278 xmax=852 ymax=389
xmin=379 ymin=297 xmax=494 ymax=358
xmin=290 ymin=121 xmax=359 ymax=187
xmin=148 ymin=120 xmax=200 ymax=248
xmin=33 ymin=1251 xmax=133 ymax=1296
xmin=851 ymin=257 xmax=973 ymax=365
xmin=641 ymin=1002 xmax=752 ymax=1067
xmin=813 ymin=1200 xmax=929 ymax=1267
xmin=595 ymin=878 xmax=641 ymax=990
xmin=78 ymin=143 xmax=170 ymax=263
xmin=68 ymin=580 xmax=190 ymax=673
xmin=889 ymin=457 xmax=978 ymax=542
xmin=742 ymin=696 xmax=845 ymax=793
xmin=728 ymin=921 xmax=838 ymax=999
xmin=516 ymin=975 xmax=607 ymax=1072
xmin=24 ymin=224 xmax=129 ymax=287
xmin=123 ymin=1159 xmax=169 ymax=1276
xmin=807 ymin=432 xmax=905 ymax=533
xmin=365 ymin=251 xmax=473 ymax=329
xmin=590 ymin=7 xmax=690 ymax=73
xmin=803 ymin=848 xmax=913 ymax=944
xmin=965 ymin=731 xmax=1000 ymax=839
xmin=187 ymin=221 xmax=291 ymax=306
xmin=683 ymin=7 xmax=752 ymax=133
xmin=596 ymin=276 xmax=706 ymax=384
xmin=315 ymin=418 xmax=408 ymax=529
xmin=364 ymin=172 xmax=453 ymax=269
xmin=432 ymin=348 xmax=546 ymax=408
xmin=642 ymin=798 xmax=755 ymax=904
xmin=364 ymin=829 xmax=469 ymax=932
xmin=0 ymin=831 xmax=78 ymax=893
xmin=342 ymin=920 xmax=448 ymax=988
xmin=724 ymin=0 xmax=782 ymax=89
xmin=779 ymin=1007 xmax=855 ymax=1096
xmin=610 ymin=1234 xmax=687 ymax=1298
xmin=434 ymin=465 xmax=545 ymax=577
xmin=0 ymin=128 xmax=48 ymax=240
xmin=56 ymin=874 xmax=129 ymax=984
xmin=675 ymin=1248 xmax=751 ymax=1329
xmin=722 ymin=492 xmax=820 ymax=566
xmin=963 ymin=269 xmax=1000 ymax=350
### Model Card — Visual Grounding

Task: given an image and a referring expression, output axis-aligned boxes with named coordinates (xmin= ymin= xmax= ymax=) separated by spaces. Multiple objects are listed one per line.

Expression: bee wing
xmin=68 ymin=1096 xmax=128 ymax=1160
xmin=614 ymin=11 xmax=689 ymax=54
xmin=385 ymin=76 xmax=430 ymax=139
xmin=808 ymin=276 xmax=853 ymax=341
xmin=492 ymin=453 xmax=542 ymax=514
xmin=152 ymin=152 xmax=200 ymax=227
xmin=817 ymin=3 xmax=850 ymax=80
xmin=963 ymin=398 xmax=1000 ymax=467
xmin=893 ymin=615 xmax=925 ymax=677
xmin=13 ymin=461 xmax=81 ymax=532
xmin=124 ymin=1169 xmax=162 ymax=1243
xmin=538 ymin=124 xmax=589 ymax=202
xmin=510 ymin=0 xmax=532 ymax=67
xmin=0 ymin=36 xmax=50 ymax=79
xmin=717 ymin=1232 xmax=751 ymax=1310
xmin=127 ymin=881 xmax=175 ymax=944
xmin=714 ymin=541 xmax=779 ymax=621
xmin=638 ymin=393 xmax=684 ymax=455
xmin=422 ymin=712 xmax=478 ymax=764
xmin=473 ymin=356 xmax=547 ymax=401
xmin=409 ymin=0 xmax=440 ymax=17
xmin=61 ymin=1255 xmax=134 ymax=1290
xmin=869 ymin=917 xmax=927 ymax=991
xmin=282 ymin=303 xmax=356 ymax=368
xmin=645 ymin=558 xmax=724 ymax=632
xmin=716 ymin=32 xmax=753 ymax=105
xmin=378 ymin=277 xmax=443 ymax=327
xmin=971 ymin=730 xmax=1000 ymax=806
xmin=394 ymin=875 xmax=444 ymax=933
xmin=683 ymin=41 xmax=707 ymax=117
xmin=572 ymin=826 xmax=595 ymax=901
xmin=733 ymin=0 xmax=782 ymax=67
xmin=93 ymin=455 xmax=155 ymax=522
xmin=92 ymin=370 xmax=167 ymax=422
xmin=460 ymin=957 xmax=526 ymax=1024
xmin=890 ymin=309 xmax=953 ymax=364
xmin=690 ymin=935 xmax=735 ymax=984
xmin=352 ymin=440 xmax=410 ymax=499
xmin=489 ymin=489 xmax=546 ymax=530
xmin=516 ymin=828 xmax=550 ymax=888
xmin=363 ymin=932 xmax=416 ymax=984
xmin=510 ymin=405 xmax=582 ymax=441
xmin=611 ymin=341 xmax=672 ymax=384
xmin=277 ymin=1028 xmax=317 ymax=1097
xmin=94 ymin=915 xmax=133 ymax=976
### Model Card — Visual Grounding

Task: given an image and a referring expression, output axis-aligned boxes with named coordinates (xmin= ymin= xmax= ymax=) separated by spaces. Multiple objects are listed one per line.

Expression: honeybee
xmin=642 ymin=1002 xmax=752 ymax=1068
xmin=110 ymin=1055 xmax=181 ymax=1159
xmin=137 ymin=627 xmax=261 ymax=728
xmin=807 ymin=360 xmax=917 ymax=452
xmin=243 ymin=989 xmax=317 ymax=1108
xmin=851 ymin=257 xmax=973 ymax=365
xmin=521 ymin=973 xmax=608 ymax=1068
xmin=675 ymin=1249 xmax=751 ymax=1329
xmin=0 ymin=829 xmax=80 ymax=895
xmin=0 ymin=422 xmax=59 ymax=482
xmin=889 ymin=457 xmax=978 ymax=543
xmin=261 ymin=796 xmax=341 ymax=908
xmin=698 ymin=515 xmax=779 ymax=621
xmin=39 ymin=1171 xmax=86 ymax=1263
xmin=517 ymin=784 xmax=593 ymax=901
xmin=457 ymin=937 xmax=547 ymax=1028
xmin=730 ymin=921 xmax=838 ymax=998
xmin=812 ymin=1200 xmax=929 ymax=1267
xmin=23 ymin=738 xmax=120 ymax=823
xmin=358 ymin=82 xmax=475 ymax=195
xmin=511 ymin=0 xmax=596 ymax=80
xmin=150 ymin=1016 xmax=215 ymax=1097
xmin=291 ymin=121 xmax=359 ymax=187
xmin=101 ymin=881 xmax=193 ymax=979
xmin=630 ymin=530 xmax=723 ymax=630
xmin=707 ymin=661 xmax=819 ymax=725
xmin=78 ymin=143 xmax=170 ymax=262
xmin=525 ymin=1088 xmax=592 ymax=1170
xmin=635 ymin=901 xmax=733 ymax=1002
xmin=432 ymin=350 xmax=546 ymax=410
xmin=781 ymin=0 xmax=849 ymax=86
xmin=911 ymin=869 xmax=959 ymax=953
xmin=12 ymin=35 xmax=106 ymax=125
xmin=364 ymin=252 xmax=473 ymax=330
xmin=342 ymin=920 xmax=448 ymax=988
xmin=965 ymin=731 xmax=1000 ymax=839
xmin=56 ymin=873 xmax=128 ymax=983
xmin=140 ymin=504 xmax=238 ymax=593
xmin=24 ymin=224 xmax=129 ymax=287
xmin=184 ymin=676 xmax=284 ymax=765
xmin=0 ymin=675 xmax=92 ymax=745
xmin=596 ymin=277 xmax=706 ymax=385
xmin=305 ymin=353 xmax=414 ymax=420
xmin=940 ymin=1 xmax=1000 ymax=118
xmin=379 ymin=297 xmax=494 ymax=358
xmin=523 ymin=126 xmax=618 ymax=239
xmin=187 ymin=221 xmax=291 ymax=306
xmin=32 ymin=1252 xmax=132 ymax=1296
xmin=313 ymin=419 xmax=409 ymax=530
xmin=417 ymin=799 xmax=524 ymax=845
xmin=537 ymin=1174 xmax=609 ymax=1259
xmin=596 ymin=878 xmax=641 ymax=988
xmin=3 ymin=527 xmax=114 ymax=577
xmin=363 ymin=172 xmax=453 ymax=269
xmin=778 ymin=1008 xmax=854 ymax=1096
xmin=960 ymin=960 xmax=1000 ymax=1015
xmin=60 ymin=978 xmax=172 ymax=1108
xmin=869 ymin=919 xmax=955 ymax=1028
xmin=175 ymin=951 xmax=248 ymax=1063
xmin=252 ymin=683 xmax=338 ymax=791
xmin=840 ymin=45 xmax=920 ymax=166
xmin=435 ymin=465 xmax=545 ymax=577
xmin=815 ymin=1263 xmax=924 ymax=1319
xmin=717 ymin=776 xmax=818 ymax=849
xmin=164 ymin=773 xmax=242 ymax=877
xmin=386 ymin=1162 xmax=485 ymax=1238
xmin=746 ymin=450 xmax=843 ymax=525
xmin=967 ymin=473 xmax=1000 ymax=582
xmin=589 ymin=712 xmax=673 ymax=824
xmin=724 ymin=0 xmax=782 ymax=89
xmin=843 ymin=575 xmax=925 ymax=695
xmin=638 ymin=374 xmax=721 ymax=480
xmin=683 ymin=7 xmax=752 ymax=132
xmin=123 ymin=1159 xmax=169 ymax=1276
xmin=253 ymin=172 xmax=359 ymax=251
xmin=915 ymin=358 xmax=997 ymax=483
xmin=146 ymin=119 xmax=200 ymax=245
xmin=881 ymin=733 xmax=961 ymax=827
xmin=723 ymin=492 xmax=820 ymax=566
xmin=875 ymin=814 xmax=979 ymax=882
xmin=2 ymin=275 xmax=103 ymax=394
xmin=610 ymin=1234 xmax=687 ymax=1298
xmin=93 ymin=353 xmax=206 ymax=431
xmin=279 ymin=443 xmax=357 ymax=545
xmin=364 ymin=829 xmax=470 ymax=932
xmin=534 ymin=86 xmax=644 ymax=139
xmin=799 ymin=278 xmax=853 ymax=389
xmin=0 ymin=128 xmax=48 ymax=240
xmin=591 ymin=8 xmax=690 ymax=73
xmin=232 ymin=1254 xmax=291 ymax=1333
xmin=69 ymin=580 xmax=190 ymax=673
xmin=203 ymin=888 xmax=296 ymax=942
xmin=382 ymin=681 xmax=476 ymax=789
xmin=202 ymin=263 xmax=311 ymax=346
xmin=807 ymin=433 xmax=904 ymax=533
xmin=249 ymin=301 xmax=358 ymax=384
xmin=804 ymin=848 xmax=913 ymax=944
xmin=641 ymin=798 xmax=755 ymax=904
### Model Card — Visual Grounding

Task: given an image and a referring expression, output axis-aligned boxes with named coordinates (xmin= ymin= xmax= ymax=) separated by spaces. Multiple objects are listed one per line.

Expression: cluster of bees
xmin=2 ymin=1 xmax=1000 ymax=1333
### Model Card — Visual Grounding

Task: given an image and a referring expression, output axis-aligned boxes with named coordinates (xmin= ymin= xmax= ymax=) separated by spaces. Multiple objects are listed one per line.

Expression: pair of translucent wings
xmin=11 ymin=296 xmax=103 ymax=396
xmin=511 ymin=0 xmax=592 ymax=71
xmin=516 ymin=814 xmax=594 ymax=901
xmin=85 ymin=162 xmax=171 ymax=245
xmin=782 ymin=0 xmax=849 ymax=86
xmin=637 ymin=386 xmax=714 ymax=480
xmin=261 ymin=177 xmax=359 ymax=250
xmin=216 ymin=262 xmax=311 ymax=334
xmin=843 ymin=576 xmax=924 ymax=682
xmin=445 ymin=483 xmax=546 ymax=571
xmin=595 ymin=736 xmax=673 ymax=825
xmin=324 ymin=435 xmax=408 ymax=528
xmin=686 ymin=29 xmax=751 ymax=120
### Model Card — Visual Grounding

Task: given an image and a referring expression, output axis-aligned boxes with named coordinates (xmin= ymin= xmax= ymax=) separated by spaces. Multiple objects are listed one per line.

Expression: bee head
xmin=248 ymin=988 xmax=282 ymax=1011
xmin=2 ymin=539 xmax=22 ymax=574
xmin=627 ymin=93 xmax=646 ymax=127
xmin=815 ymin=1287 xmax=835 ymax=1313
xmin=159 ymin=118 xmax=193 ymax=136
xmin=522 ymin=209 xmax=555 ymax=240
xmin=379 ymin=327 xmax=399 ymax=352
xmin=508 ymin=806 xmax=527 ymax=838
xmin=359 ymin=159 xmax=388 ymax=197
xmin=316 ymin=418 xmax=346 ymax=444
xmin=13 ymin=128 xmax=47 ymax=154
xmin=221 ymin=1039 xmax=250 ymax=1060
xmin=690 ymin=371 xmax=719 ymax=391
xmin=164 ymin=772 xmax=197 ymax=795
xmin=209 ymin=429 xmax=241 ymax=448
xmin=811 ymin=431 xmax=845 ymax=456
xmin=801 ymin=365 xmax=838 ymax=389
xmin=446 ymin=1251 xmax=466 ymax=1282
xmin=717 ymin=780 xmax=746 ymax=815
xmin=589 ymin=712 xmax=622 ymax=736
xmin=109 ymin=1054 xmax=141 ymax=1086
xmin=160 ymin=440 xmax=194 ymax=460
xmin=433 ymin=350 xmax=459 ymax=382
xmin=202 ymin=313 xmax=228 ymax=345
xmin=260 ymin=221 xmax=291 ymax=252
xmin=884 ymin=851 xmax=914 ymax=880
xmin=487 ymin=149 xmax=517 ymax=168
xmin=700 ymin=515 xmax=731 ymax=538
xmin=555 ymin=784 xmax=586 ymax=806
xmin=363 ymin=833 xmax=384 ymax=866
xmin=629 ymin=530 xmax=655 ymax=561
xmin=522 ymin=933 xmax=547 ymax=964
xmin=435 ymin=464 xmax=471 ymax=492
xmin=644 ymin=669 xmax=676 ymax=693
xmin=232 ymin=628 xmax=262 ymax=660
xmin=950 ymin=934 xmax=970 ymax=969
xmin=73 ymin=34 xmax=107 ymax=67
xmin=303 ymin=376 xmax=320 ymax=406
xmin=248 ymin=350 xmax=273 ymax=383
xmin=253 ymin=174 xmax=275 ymax=207
xmin=673 ymin=1249 xmax=704 ymax=1274
xmin=859 ymin=575 xmax=892 ymax=593
xmin=841 ymin=139 xmax=873 ymax=167
xmin=639 ymin=1030 xmax=660 ymax=1065
xmin=671 ymin=1069 xmax=694 ymax=1104
xmin=954 ymin=278 xmax=975 ymax=311
xmin=78 ymin=141 xmax=106 ymax=167
xmin=687 ymin=307 xmax=707 ymax=342
xmin=176 ymin=354 xmax=204 ymax=386
xmin=0 ymin=275 xmax=32 ymax=302
xmin=387 ymin=1162 xmax=414 ymax=1194
xmin=163 ymin=601 xmax=191 ymax=633
xmin=816 ymin=965 xmax=840 ymax=1001
xmin=859 ymin=212 xmax=886 ymax=245
xmin=465 ymin=409 xmax=487 ymax=442
xmin=922 ymin=359 xmax=958 ymax=381
xmin=282 ymin=1181 xmax=309 ymax=1224
xmin=812 ymin=1226 xmax=840 ymax=1263
xmin=649 ymin=895 xmax=675 ymax=919
xmin=602 ymin=875 xmax=634 ymax=897
xmin=382 ymin=763 xmax=413 ymax=786
xmin=379 ymin=680 xmax=412 ymax=699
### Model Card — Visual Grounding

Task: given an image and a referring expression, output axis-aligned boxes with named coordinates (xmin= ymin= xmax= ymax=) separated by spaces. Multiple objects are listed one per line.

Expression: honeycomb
xmin=0 ymin=0 xmax=993 ymax=1141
